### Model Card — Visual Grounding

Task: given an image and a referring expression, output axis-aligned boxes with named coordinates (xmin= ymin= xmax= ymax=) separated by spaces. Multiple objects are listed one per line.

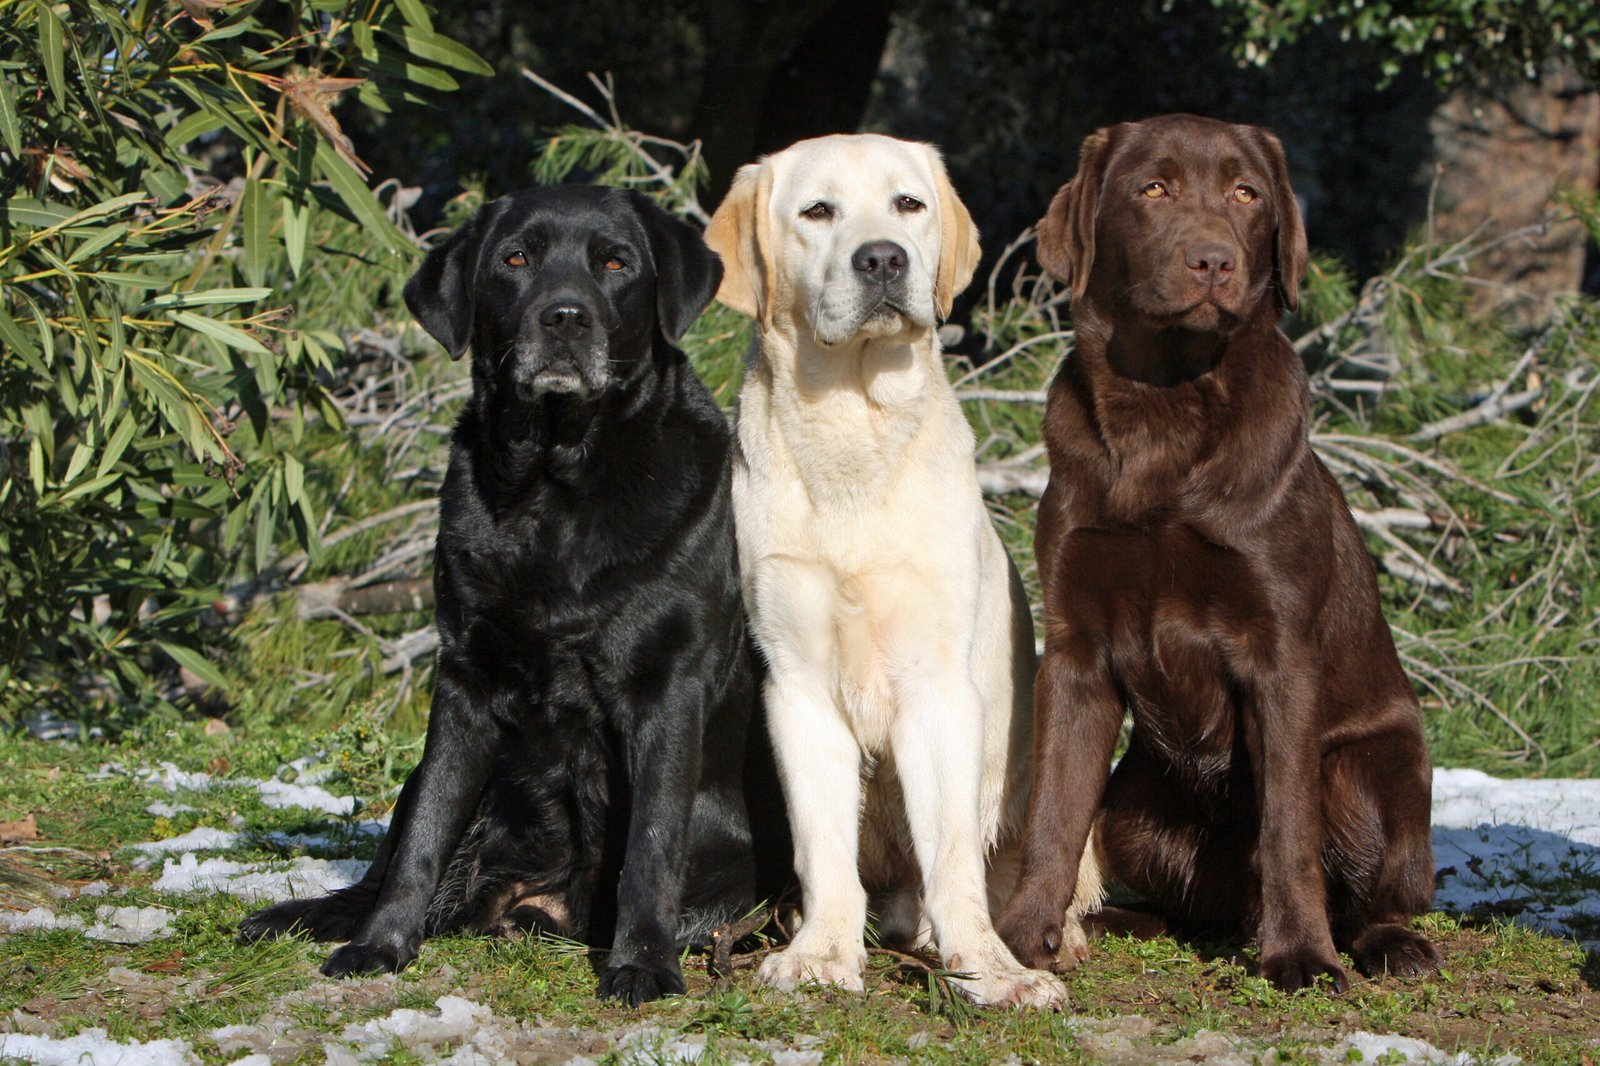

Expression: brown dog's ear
xmin=704 ymin=162 xmax=773 ymax=327
xmin=1255 ymin=128 xmax=1308 ymax=314
xmin=1036 ymin=128 xmax=1113 ymax=300
xmin=928 ymin=145 xmax=981 ymax=320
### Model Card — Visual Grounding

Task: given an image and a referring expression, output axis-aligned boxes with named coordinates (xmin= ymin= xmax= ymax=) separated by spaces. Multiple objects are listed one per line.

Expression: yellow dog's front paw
xmin=757 ymin=947 xmax=867 ymax=993
xmin=949 ymin=966 xmax=1066 ymax=1009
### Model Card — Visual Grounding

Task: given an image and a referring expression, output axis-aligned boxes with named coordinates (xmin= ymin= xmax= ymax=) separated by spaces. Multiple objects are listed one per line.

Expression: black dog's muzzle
xmin=510 ymin=297 xmax=610 ymax=400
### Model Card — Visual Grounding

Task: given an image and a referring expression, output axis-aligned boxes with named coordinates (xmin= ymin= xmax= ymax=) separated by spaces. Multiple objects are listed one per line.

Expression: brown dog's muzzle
xmin=1184 ymin=241 xmax=1237 ymax=290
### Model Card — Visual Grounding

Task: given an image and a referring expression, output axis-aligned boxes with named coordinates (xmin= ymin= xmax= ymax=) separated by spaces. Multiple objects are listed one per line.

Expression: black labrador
xmin=241 ymin=186 xmax=786 ymax=1005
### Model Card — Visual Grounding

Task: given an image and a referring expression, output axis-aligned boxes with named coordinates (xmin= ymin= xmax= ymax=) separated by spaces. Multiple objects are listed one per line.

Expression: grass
xmin=1 ymin=721 xmax=1598 ymax=1064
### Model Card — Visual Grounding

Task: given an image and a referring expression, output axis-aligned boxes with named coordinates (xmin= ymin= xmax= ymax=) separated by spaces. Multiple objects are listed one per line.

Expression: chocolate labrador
xmin=240 ymin=186 xmax=786 ymax=1005
xmin=996 ymin=114 xmax=1439 ymax=991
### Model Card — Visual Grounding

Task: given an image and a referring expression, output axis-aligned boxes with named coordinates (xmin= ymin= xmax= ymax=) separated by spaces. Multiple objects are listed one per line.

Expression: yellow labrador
xmin=706 ymin=134 xmax=1101 ymax=1008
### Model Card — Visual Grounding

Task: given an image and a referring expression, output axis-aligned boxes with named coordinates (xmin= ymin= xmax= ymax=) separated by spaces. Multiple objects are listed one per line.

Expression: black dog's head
xmin=405 ymin=186 xmax=723 ymax=404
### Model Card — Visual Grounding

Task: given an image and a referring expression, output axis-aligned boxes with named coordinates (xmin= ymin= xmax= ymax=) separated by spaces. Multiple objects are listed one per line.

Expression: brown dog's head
xmin=1037 ymin=114 xmax=1307 ymax=333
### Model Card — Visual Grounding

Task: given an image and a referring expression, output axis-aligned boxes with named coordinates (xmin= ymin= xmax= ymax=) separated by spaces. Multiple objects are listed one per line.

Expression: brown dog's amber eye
xmin=505 ymin=251 xmax=527 ymax=267
xmin=1232 ymin=185 xmax=1258 ymax=205
xmin=801 ymin=201 xmax=834 ymax=221
xmin=1142 ymin=182 xmax=1167 ymax=199
xmin=604 ymin=257 xmax=625 ymax=271
xmin=894 ymin=195 xmax=925 ymax=213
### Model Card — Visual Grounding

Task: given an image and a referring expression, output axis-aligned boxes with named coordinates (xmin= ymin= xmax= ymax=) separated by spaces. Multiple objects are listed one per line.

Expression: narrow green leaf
xmin=67 ymin=223 xmax=127 ymax=264
xmin=28 ymin=437 xmax=45 ymax=495
xmin=55 ymin=471 xmax=119 ymax=503
xmin=283 ymin=452 xmax=304 ymax=505
xmin=97 ymin=410 xmax=137 ymax=477
xmin=62 ymin=439 xmax=92 ymax=484
xmin=0 ymin=306 xmax=39 ymax=361
xmin=282 ymin=196 xmax=309 ymax=276
xmin=241 ymin=177 xmax=269 ymax=287
xmin=0 ymin=74 xmax=22 ymax=157
xmin=144 ymin=288 xmax=273 ymax=310
xmin=169 ymin=310 xmax=271 ymax=355
xmin=2 ymin=199 xmax=75 ymax=227
xmin=313 ymin=141 xmax=413 ymax=256
xmin=164 ymin=110 xmax=223 ymax=151
xmin=36 ymin=0 xmax=66 ymax=107
xmin=382 ymin=24 xmax=493 ymax=75
xmin=351 ymin=18 xmax=375 ymax=58
xmin=393 ymin=0 xmax=434 ymax=32
xmin=157 ymin=641 xmax=227 ymax=690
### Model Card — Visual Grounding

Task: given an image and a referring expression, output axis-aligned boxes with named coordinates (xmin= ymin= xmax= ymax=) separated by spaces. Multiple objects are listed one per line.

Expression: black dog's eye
xmin=1231 ymin=184 xmax=1259 ymax=205
xmin=603 ymin=256 xmax=626 ymax=272
xmin=893 ymin=195 xmax=925 ymax=213
xmin=1141 ymin=181 xmax=1168 ymax=200
xmin=505 ymin=250 xmax=528 ymax=267
xmin=801 ymin=201 xmax=834 ymax=221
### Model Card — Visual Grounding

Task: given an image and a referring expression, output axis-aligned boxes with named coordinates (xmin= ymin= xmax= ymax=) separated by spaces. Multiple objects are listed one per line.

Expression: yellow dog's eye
xmin=801 ymin=201 xmax=834 ymax=221
xmin=505 ymin=250 xmax=527 ymax=267
xmin=1232 ymin=185 xmax=1258 ymax=205
xmin=1142 ymin=181 xmax=1168 ymax=199
xmin=894 ymin=195 xmax=925 ymax=213
xmin=604 ymin=257 xmax=626 ymax=271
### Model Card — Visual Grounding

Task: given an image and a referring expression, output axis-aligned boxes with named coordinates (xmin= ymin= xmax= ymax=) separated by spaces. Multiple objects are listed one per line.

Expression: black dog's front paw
xmin=1259 ymin=945 xmax=1349 ymax=993
xmin=240 ymin=894 xmax=367 ymax=944
xmin=239 ymin=899 xmax=316 ymax=943
xmin=597 ymin=961 xmax=686 ymax=1006
xmin=321 ymin=937 xmax=417 ymax=978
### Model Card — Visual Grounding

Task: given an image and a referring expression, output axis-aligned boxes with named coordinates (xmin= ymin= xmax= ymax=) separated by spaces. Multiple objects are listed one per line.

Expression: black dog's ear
xmin=403 ymin=212 xmax=487 ymax=359
xmin=1037 ymin=127 xmax=1114 ymax=300
xmin=627 ymin=191 xmax=724 ymax=344
xmin=1253 ymin=127 xmax=1308 ymax=314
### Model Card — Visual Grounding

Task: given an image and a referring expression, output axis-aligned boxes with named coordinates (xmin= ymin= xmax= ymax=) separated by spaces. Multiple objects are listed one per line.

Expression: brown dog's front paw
xmin=1259 ymin=946 xmax=1348 ymax=993
xmin=996 ymin=912 xmax=1066 ymax=973
xmin=1351 ymin=924 xmax=1440 ymax=979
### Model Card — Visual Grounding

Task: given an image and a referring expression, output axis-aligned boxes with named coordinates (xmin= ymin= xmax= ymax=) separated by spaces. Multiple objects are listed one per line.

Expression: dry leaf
xmin=0 ymin=812 xmax=39 ymax=843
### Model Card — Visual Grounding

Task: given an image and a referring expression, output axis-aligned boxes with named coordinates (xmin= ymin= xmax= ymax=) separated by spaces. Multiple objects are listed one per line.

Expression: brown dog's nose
xmin=1184 ymin=242 xmax=1236 ymax=284
xmin=852 ymin=240 xmax=908 ymax=284
xmin=540 ymin=300 xmax=594 ymax=336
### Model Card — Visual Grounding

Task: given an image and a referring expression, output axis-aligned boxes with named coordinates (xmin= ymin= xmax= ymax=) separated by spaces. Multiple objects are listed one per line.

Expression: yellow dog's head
xmin=706 ymin=134 xmax=980 ymax=347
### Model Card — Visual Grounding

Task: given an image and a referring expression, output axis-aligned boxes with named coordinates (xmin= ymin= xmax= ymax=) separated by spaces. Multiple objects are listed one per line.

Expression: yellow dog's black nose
xmin=851 ymin=240 xmax=908 ymax=285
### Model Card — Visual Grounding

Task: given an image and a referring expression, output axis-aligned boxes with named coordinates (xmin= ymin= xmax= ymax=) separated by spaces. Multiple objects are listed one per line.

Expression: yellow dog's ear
xmin=704 ymin=162 xmax=773 ymax=328
xmin=929 ymin=145 xmax=980 ymax=321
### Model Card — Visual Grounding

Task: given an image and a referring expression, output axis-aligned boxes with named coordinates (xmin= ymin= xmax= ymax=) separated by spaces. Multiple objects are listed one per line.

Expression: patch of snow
xmin=152 ymin=853 xmax=367 ymax=902
xmin=1432 ymin=768 xmax=1600 ymax=941
xmin=77 ymin=880 xmax=111 ymax=897
xmin=254 ymin=778 xmax=358 ymax=816
xmin=1341 ymin=1030 xmax=1520 ymax=1064
xmin=0 ymin=1029 xmax=197 ymax=1065
xmin=0 ymin=907 xmax=82 ymax=934
xmin=128 ymin=825 xmax=241 ymax=867
xmin=138 ymin=761 xmax=218 ymax=793
xmin=84 ymin=904 xmax=174 ymax=943
xmin=332 ymin=995 xmax=525 ymax=1063
xmin=145 ymin=801 xmax=197 ymax=818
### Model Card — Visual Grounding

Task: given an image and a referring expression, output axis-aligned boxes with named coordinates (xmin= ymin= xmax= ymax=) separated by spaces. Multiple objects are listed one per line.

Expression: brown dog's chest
xmin=1060 ymin=521 xmax=1278 ymax=782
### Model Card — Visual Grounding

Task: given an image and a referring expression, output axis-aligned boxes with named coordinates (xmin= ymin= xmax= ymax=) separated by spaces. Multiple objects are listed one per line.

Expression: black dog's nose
xmin=1184 ymin=242 xmax=1237 ymax=283
xmin=851 ymin=240 xmax=908 ymax=284
xmin=539 ymin=300 xmax=594 ymax=336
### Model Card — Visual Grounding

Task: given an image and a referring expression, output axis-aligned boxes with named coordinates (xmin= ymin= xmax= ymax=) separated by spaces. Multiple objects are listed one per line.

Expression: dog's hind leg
xmin=1095 ymin=741 xmax=1257 ymax=934
xmin=1323 ymin=730 xmax=1440 ymax=979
